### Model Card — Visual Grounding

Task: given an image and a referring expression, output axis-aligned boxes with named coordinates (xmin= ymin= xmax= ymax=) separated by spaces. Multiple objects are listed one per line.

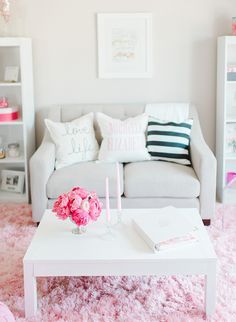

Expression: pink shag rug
xmin=0 ymin=204 xmax=236 ymax=322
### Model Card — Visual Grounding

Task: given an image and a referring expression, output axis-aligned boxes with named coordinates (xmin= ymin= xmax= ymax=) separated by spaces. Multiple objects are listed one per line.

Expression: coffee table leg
xmin=24 ymin=262 xmax=37 ymax=317
xmin=205 ymin=265 xmax=216 ymax=316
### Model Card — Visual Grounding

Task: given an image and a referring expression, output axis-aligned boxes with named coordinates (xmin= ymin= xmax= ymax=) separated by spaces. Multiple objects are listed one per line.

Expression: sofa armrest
xmin=30 ymin=133 xmax=55 ymax=222
xmin=190 ymin=133 xmax=216 ymax=220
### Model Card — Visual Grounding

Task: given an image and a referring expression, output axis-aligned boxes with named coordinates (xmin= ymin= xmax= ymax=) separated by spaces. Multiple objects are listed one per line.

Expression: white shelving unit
xmin=216 ymin=36 xmax=236 ymax=203
xmin=0 ymin=38 xmax=35 ymax=203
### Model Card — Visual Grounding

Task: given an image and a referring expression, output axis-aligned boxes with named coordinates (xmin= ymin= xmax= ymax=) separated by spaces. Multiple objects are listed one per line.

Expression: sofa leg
xmin=203 ymin=219 xmax=211 ymax=226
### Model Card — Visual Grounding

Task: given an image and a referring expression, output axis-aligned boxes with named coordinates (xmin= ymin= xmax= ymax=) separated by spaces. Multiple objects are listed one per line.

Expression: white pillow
xmin=45 ymin=113 xmax=99 ymax=169
xmin=97 ymin=112 xmax=150 ymax=162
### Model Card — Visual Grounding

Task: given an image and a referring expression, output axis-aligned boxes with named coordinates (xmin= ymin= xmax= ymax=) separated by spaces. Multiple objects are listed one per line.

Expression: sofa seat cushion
xmin=47 ymin=161 xmax=124 ymax=199
xmin=124 ymin=161 xmax=200 ymax=198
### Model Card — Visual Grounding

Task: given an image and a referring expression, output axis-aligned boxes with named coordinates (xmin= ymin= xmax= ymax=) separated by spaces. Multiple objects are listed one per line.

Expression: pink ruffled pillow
xmin=0 ymin=302 xmax=15 ymax=322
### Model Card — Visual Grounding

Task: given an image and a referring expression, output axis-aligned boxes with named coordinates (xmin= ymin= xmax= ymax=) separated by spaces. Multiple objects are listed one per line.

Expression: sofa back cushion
xmin=60 ymin=104 xmax=145 ymax=145
xmin=36 ymin=103 xmax=199 ymax=148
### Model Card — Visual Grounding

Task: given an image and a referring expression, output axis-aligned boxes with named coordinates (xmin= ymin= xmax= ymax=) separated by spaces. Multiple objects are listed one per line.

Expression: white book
xmin=132 ymin=208 xmax=199 ymax=253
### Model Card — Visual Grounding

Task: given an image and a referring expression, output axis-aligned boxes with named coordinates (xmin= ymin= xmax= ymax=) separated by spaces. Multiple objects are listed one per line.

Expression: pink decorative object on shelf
xmin=233 ymin=17 xmax=236 ymax=35
xmin=0 ymin=97 xmax=8 ymax=108
xmin=226 ymin=172 xmax=236 ymax=187
xmin=0 ymin=107 xmax=19 ymax=122
xmin=52 ymin=186 xmax=102 ymax=234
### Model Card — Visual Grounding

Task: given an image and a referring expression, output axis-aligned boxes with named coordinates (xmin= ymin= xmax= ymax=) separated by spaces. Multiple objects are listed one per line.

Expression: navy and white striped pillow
xmin=146 ymin=118 xmax=193 ymax=165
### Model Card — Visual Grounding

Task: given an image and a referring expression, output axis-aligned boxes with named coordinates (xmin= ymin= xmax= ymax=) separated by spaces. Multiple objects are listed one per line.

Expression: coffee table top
xmin=24 ymin=208 xmax=217 ymax=264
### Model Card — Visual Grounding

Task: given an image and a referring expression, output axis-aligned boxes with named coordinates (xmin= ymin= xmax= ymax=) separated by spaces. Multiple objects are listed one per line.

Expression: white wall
xmin=0 ymin=0 xmax=235 ymax=149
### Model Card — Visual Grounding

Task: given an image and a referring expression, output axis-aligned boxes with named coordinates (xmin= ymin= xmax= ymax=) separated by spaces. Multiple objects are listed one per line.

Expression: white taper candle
xmin=105 ymin=176 xmax=110 ymax=222
xmin=116 ymin=162 xmax=122 ymax=211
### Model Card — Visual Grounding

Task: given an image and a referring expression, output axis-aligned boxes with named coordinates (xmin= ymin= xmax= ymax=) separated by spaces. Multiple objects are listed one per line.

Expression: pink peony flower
xmin=56 ymin=206 xmax=70 ymax=220
xmin=81 ymin=200 xmax=90 ymax=212
xmin=89 ymin=197 xmax=102 ymax=221
xmin=68 ymin=190 xmax=79 ymax=200
xmin=71 ymin=209 xmax=90 ymax=226
xmin=52 ymin=193 xmax=70 ymax=220
xmin=70 ymin=197 xmax=82 ymax=212
xmin=53 ymin=193 xmax=69 ymax=208
xmin=70 ymin=187 xmax=88 ymax=199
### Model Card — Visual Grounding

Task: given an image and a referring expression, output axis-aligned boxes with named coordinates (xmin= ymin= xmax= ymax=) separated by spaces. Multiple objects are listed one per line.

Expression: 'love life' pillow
xmin=45 ymin=113 xmax=99 ymax=169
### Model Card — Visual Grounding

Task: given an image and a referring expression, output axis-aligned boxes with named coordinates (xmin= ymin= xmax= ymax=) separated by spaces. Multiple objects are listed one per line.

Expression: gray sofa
xmin=30 ymin=104 xmax=216 ymax=223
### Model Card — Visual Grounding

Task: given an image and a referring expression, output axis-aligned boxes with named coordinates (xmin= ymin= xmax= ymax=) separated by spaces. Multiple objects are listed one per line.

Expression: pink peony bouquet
xmin=52 ymin=187 xmax=102 ymax=227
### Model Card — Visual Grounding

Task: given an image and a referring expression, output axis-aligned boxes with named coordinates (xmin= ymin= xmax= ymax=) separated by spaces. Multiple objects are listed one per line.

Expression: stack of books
xmin=132 ymin=207 xmax=199 ymax=253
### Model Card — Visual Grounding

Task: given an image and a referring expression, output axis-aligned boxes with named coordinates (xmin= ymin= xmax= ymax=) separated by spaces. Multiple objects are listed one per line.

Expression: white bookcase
xmin=216 ymin=36 xmax=236 ymax=203
xmin=0 ymin=37 xmax=35 ymax=203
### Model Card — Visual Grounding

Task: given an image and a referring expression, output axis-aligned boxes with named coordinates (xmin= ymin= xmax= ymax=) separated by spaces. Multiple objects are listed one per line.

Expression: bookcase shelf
xmin=0 ymin=156 xmax=25 ymax=164
xmin=225 ymin=154 xmax=236 ymax=160
xmin=226 ymin=119 xmax=236 ymax=123
xmin=0 ymin=38 xmax=35 ymax=203
xmin=0 ymin=119 xmax=23 ymax=125
xmin=0 ymin=190 xmax=27 ymax=203
xmin=0 ymin=82 xmax=21 ymax=87
xmin=227 ymin=81 xmax=236 ymax=84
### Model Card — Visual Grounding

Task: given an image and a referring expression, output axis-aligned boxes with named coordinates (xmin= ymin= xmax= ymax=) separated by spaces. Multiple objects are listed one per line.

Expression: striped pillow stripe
xmin=146 ymin=118 xmax=193 ymax=165
xmin=148 ymin=121 xmax=192 ymax=129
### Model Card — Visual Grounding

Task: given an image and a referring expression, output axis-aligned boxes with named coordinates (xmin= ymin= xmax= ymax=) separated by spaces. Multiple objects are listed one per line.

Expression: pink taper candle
xmin=105 ymin=177 xmax=110 ymax=222
xmin=116 ymin=162 xmax=122 ymax=211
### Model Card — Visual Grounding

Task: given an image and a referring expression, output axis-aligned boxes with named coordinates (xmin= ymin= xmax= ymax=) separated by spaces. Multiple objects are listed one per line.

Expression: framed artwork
xmin=1 ymin=170 xmax=25 ymax=193
xmin=97 ymin=13 xmax=153 ymax=79
xmin=4 ymin=66 xmax=19 ymax=82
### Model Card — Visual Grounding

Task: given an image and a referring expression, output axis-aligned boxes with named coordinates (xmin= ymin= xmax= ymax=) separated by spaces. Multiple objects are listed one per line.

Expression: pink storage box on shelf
xmin=0 ymin=107 xmax=19 ymax=122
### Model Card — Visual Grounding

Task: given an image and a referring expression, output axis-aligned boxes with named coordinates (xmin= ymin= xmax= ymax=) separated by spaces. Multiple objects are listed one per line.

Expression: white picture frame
xmin=1 ymin=170 xmax=25 ymax=193
xmin=97 ymin=13 xmax=153 ymax=79
xmin=4 ymin=66 xmax=19 ymax=82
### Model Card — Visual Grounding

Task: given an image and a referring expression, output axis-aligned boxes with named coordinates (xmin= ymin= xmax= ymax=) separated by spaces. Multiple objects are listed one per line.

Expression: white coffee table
xmin=23 ymin=208 xmax=217 ymax=318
